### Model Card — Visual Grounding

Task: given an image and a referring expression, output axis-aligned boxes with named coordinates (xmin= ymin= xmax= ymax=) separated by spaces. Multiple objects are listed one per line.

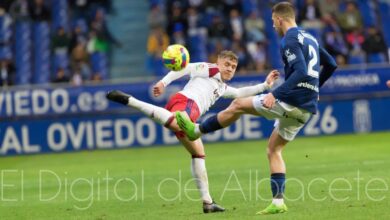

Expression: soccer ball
xmin=162 ymin=44 xmax=190 ymax=71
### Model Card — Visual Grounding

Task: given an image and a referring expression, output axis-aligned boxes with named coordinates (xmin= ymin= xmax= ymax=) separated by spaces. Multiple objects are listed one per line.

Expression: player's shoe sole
xmin=175 ymin=111 xmax=200 ymax=141
xmin=203 ymin=201 xmax=225 ymax=213
xmin=256 ymin=203 xmax=288 ymax=215
xmin=106 ymin=90 xmax=131 ymax=105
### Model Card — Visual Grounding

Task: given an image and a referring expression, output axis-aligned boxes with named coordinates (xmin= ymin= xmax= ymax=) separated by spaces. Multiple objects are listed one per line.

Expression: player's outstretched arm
xmin=319 ymin=47 xmax=337 ymax=87
xmin=223 ymin=70 xmax=280 ymax=99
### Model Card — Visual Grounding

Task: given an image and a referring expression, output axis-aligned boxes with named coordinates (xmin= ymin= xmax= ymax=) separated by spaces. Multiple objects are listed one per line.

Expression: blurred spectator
xmin=90 ymin=8 xmax=121 ymax=51
xmin=228 ymin=9 xmax=244 ymax=41
xmin=336 ymin=53 xmax=347 ymax=67
xmin=52 ymin=68 xmax=69 ymax=83
xmin=298 ymin=0 xmax=322 ymax=29
xmin=166 ymin=1 xmax=188 ymax=37
xmin=362 ymin=26 xmax=387 ymax=62
xmin=91 ymin=72 xmax=102 ymax=82
xmin=147 ymin=26 xmax=169 ymax=75
xmin=318 ymin=0 xmax=340 ymax=18
xmin=231 ymin=40 xmax=249 ymax=73
xmin=71 ymin=42 xmax=89 ymax=67
xmin=322 ymin=14 xmax=348 ymax=62
xmin=69 ymin=0 xmax=90 ymax=20
xmin=187 ymin=7 xmax=207 ymax=36
xmin=0 ymin=60 xmax=14 ymax=86
xmin=208 ymin=14 xmax=229 ymax=47
xmin=337 ymin=1 xmax=362 ymax=33
xmin=71 ymin=69 xmax=83 ymax=86
xmin=247 ymin=42 xmax=267 ymax=72
xmin=89 ymin=0 xmax=113 ymax=14
xmin=221 ymin=0 xmax=241 ymax=17
xmin=29 ymin=0 xmax=51 ymax=22
xmin=172 ymin=23 xmax=186 ymax=45
xmin=52 ymin=27 xmax=71 ymax=55
xmin=244 ymin=10 xmax=266 ymax=43
xmin=189 ymin=0 xmax=204 ymax=8
xmin=0 ymin=0 xmax=12 ymax=12
xmin=73 ymin=61 xmax=92 ymax=80
xmin=9 ymin=0 xmax=30 ymax=22
xmin=147 ymin=26 xmax=169 ymax=57
xmin=207 ymin=40 xmax=224 ymax=63
xmin=345 ymin=29 xmax=365 ymax=55
xmin=69 ymin=25 xmax=88 ymax=52
xmin=148 ymin=4 xmax=167 ymax=28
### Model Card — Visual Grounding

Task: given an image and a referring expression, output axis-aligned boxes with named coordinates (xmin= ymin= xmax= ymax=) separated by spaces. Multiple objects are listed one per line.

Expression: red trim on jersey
xmin=208 ymin=66 xmax=219 ymax=77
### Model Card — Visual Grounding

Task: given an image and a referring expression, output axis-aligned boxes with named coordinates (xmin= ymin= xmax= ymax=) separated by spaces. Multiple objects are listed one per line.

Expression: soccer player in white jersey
xmin=106 ymin=50 xmax=279 ymax=213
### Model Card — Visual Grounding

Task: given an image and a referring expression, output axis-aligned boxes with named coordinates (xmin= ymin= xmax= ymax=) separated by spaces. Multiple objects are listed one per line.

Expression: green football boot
xmin=175 ymin=111 xmax=200 ymax=141
xmin=256 ymin=203 xmax=288 ymax=215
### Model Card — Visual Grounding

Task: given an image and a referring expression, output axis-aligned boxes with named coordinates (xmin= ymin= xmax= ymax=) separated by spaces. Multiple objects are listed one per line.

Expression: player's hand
xmin=153 ymin=81 xmax=165 ymax=97
xmin=265 ymin=69 xmax=280 ymax=88
xmin=263 ymin=93 xmax=276 ymax=109
xmin=387 ymin=80 xmax=390 ymax=88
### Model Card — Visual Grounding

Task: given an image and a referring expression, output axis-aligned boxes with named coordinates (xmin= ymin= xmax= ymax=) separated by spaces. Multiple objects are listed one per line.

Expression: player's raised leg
xmin=106 ymin=90 xmax=174 ymax=126
xmin=176 ymin=96 xmax=259 ymax=140
xmin=256 ymin=128 xmax=288 ymax=215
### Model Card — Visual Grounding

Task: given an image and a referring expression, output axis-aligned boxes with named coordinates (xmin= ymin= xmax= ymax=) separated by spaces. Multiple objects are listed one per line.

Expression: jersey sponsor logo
xmin=285 ymin=49 xmax=296 ymax=63
xmin=297 ymin=82 xmax=319 ymax=92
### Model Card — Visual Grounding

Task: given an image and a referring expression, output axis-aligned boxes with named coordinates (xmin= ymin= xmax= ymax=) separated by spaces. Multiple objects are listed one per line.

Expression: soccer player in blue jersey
xmin=176 ymin=2 xmax=337 ymax=215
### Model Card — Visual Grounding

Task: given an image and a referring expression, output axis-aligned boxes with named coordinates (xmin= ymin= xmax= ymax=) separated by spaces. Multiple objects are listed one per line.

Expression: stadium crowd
xmin=0 ymin=0 xmax=117 ymax=86
xmin=147 ymin=0 xmax=389 ymax=76
xmin=1 ymin=0 xmax=389 ymax=85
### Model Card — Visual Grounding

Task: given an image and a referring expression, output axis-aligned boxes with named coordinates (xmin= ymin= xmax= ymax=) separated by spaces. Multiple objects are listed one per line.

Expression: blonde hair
xmin=218 ymin=50 xmax=238 ymax=62
xmin=272 ymin=2 xmax=295 ymax=20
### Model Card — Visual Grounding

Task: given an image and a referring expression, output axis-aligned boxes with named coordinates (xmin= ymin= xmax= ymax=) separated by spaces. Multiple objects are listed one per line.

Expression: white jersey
xmin=180 ymin=63 xmax=227 ymax=115
xmin=161 ymin=62 xmax=270 ymax=116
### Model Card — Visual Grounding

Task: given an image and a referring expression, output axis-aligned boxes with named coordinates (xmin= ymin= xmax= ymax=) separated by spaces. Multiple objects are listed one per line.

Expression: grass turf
xmin=1 ymin=132 xmax=389 ymax=219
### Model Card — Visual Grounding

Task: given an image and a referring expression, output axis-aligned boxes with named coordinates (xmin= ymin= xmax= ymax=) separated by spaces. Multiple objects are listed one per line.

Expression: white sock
xmin=194 ymin=124 xmax=202 ymax=135
xmin=191 ymin=158 xmax=212 ymax=204
xmin=128 ymin=97 xmax=172 ymax=125
xmin=272 ymin=198 xmax=284 ymax=206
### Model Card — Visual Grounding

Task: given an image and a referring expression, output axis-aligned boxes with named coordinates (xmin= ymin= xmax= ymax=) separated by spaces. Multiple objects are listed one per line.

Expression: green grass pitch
xmin=1 ymin=132 xmax=389 ymax=219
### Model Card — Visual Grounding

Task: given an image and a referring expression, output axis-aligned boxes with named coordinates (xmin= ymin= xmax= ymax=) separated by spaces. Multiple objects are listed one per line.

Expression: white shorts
xmin=252 ymin=94 xmax=312 ymax=141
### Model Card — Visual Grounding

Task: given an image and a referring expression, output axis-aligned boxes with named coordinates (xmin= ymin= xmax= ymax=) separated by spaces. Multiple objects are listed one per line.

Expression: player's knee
xmin=267 ymin=146 xmax=282 ymax=157
xmin=229 ymin=99 xmax=245 ymax=114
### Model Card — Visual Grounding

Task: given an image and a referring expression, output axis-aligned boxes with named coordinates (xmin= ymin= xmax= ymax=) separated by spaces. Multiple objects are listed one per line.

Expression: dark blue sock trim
xmin=271 ymin=173 xmax=286 ymax=198
xmin=199 ymin=114 xmax=223 ymax=133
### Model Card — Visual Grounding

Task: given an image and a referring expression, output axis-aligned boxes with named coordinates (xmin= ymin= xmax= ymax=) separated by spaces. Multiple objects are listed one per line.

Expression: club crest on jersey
xmin=285 ymin=49 xmax=296 ymax=63
xmin=195 ymin=63 xmax=206 ymax=71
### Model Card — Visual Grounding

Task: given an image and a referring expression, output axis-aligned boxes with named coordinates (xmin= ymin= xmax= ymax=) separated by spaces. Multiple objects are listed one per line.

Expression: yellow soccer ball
xmin=162 ymin=44 xmax=190 ymax=71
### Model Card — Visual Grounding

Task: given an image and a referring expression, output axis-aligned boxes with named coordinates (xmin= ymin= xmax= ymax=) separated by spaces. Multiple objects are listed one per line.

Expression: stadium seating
xmin=367 ymin=53 xmax=386 ymax=63
xmin=0 ymin=15 xmax=12 ymax=60
xmin=51 ymin=0 xmax=69 ymax=31
xmin=32 ymin=22 xmax=51 ymax=84
xmin=14 ymin=21 xmax=32 ymax=85
xmin=90 ymin=51 xmax=108 ymax=79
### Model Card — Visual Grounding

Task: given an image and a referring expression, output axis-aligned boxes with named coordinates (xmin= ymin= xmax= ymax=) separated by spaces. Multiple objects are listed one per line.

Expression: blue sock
xmin=199 ymin=114 xmax=223 ymax=133
xmin=270 ymin=173 xmax=285 ymax=198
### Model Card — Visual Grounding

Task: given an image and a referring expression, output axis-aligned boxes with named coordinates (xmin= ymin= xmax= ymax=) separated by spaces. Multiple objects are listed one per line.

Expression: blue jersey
xmin=272 ymin=27 xmax=337 ymax=114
